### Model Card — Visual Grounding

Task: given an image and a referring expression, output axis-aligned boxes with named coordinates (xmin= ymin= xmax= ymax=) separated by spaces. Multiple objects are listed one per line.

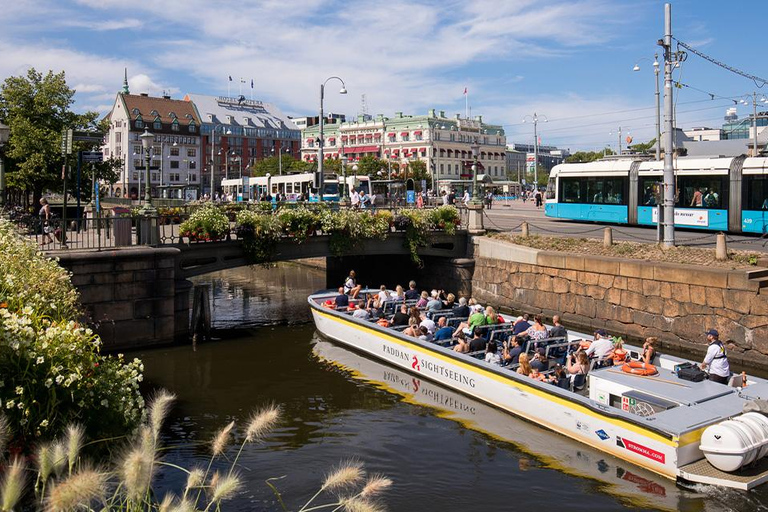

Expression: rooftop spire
xmin=121 ymin=68 xmax=130 ymax=94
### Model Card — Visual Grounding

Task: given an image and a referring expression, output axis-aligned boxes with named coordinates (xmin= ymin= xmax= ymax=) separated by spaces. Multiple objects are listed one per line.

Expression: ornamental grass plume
xmin=245 ymin=404 xmax=281 ymax=442
xmin=51 ymin=441 xmax=68 ymax=477
xmin=184 ymin=468 xmax=205 ymax=499
xmin=211 ymin=420 xmax=235 ymax=457
xmin=208 ymin=472 xmax=242 ymax=505
xmin=0 ymin=457 xmax=26 ymax=512
xmin=339 ymin=496 xmax=386 ymax=512
xmin=148 ymin=390 xmax=176 ymax=443
xmin=44 ymin=468 xmax=108 ymax=512
xmin=322 ymin=460 xmax=365 ymax=492
xmin=120 ymin=433 xmax=156 ymax=504
xmin=36 ymin=443 xmax=54 ymax=485
xmin=360 ymin=475 xmax=393 ymax=499
xmin=64 ymin=424 xmax=85 ymax=475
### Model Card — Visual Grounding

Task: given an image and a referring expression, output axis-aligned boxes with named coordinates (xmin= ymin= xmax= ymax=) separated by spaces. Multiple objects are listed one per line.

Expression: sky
xmin=1 ymin=0 xmax=767 ymax=151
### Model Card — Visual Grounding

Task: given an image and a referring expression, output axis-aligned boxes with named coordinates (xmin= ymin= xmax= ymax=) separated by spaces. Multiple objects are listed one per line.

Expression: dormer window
xmin=185 ymin=113 xmax=193 ymax=119
xmin=153 ymin=117 xmax=162 ymax=130
xmin=132 ymin=108 xmax=140 ymax=115
xmin=135 ymin=113 xmax=144 ymax=128
xmin=171 ymin=119 xmax=180 ymax=132
xmin=168 ymin=112 xmax=177 ymax=119
xmin=150 ymin=110 xmax=159 ymax=117
xmin=189 ymin=121 xmax=197 ymax=133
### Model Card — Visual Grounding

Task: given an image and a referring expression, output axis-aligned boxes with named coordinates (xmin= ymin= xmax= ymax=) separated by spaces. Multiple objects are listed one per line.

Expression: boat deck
xmin=680 ymin=457 xmax=768 ymax=490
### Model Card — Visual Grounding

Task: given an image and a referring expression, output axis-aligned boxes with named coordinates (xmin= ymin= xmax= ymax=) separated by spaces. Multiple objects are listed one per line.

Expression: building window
xmin=132 ymin=172 xmax=139 ymax=180
xmin=170 ymin=160 xmax=180 ymax=169
xmin=171 ymin=121 xmax=180 ymax=132
xmin=133 ymin=145 xmax=141 ymax=155
xmin=151 ymin=173 xmax=158 ymax=182
xmin=133 ymin=160 xmax=141 ymax=169
xmin=186 ymin=148 xmax=196 ymax=158
xmin=189 ymin=123 xmax=196 ymax=133
xmin=116 ymin=132 xmax=122 ymax=142
xmin=135 ymin=119 xmax=144 ymax=129
xmin=153 ymin=120 xmax=162 ymax=130
xmin=170 ymin=147 xmax=180 ymax=156
xmin=189 ymin=160 xmax=196 ymax=169
xmin=402 ymin=134 xmax=410 ymax=142
xmin=191 ymin=174 xmax=197 ymax=182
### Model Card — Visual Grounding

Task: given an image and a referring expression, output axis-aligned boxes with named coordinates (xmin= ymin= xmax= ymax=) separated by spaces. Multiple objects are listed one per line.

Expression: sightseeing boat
xmin=309 ymin=290 xmax=768 ymax=490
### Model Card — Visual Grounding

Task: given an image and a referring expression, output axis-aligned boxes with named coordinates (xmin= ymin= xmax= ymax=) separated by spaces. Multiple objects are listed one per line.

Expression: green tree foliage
xmin=0 ymin=68 xmax=101 ymax=200
xmin=565 ymin=148 xmax=615 ymax=163
xmin=356 ymin=155 xmax=386 ymax=178
xmin=628 ymin=139 xmax=656 ymax=154
xmin=251 ymin=155 xmax=311 ymax=176
xmin=404 ymin=160 xmax=430 ymax=184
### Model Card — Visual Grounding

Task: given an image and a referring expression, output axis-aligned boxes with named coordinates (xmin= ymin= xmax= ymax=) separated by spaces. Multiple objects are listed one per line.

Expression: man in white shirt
xmin=462 ymin=190 xmax=470 ymax=206
xmin=350 ymin=189 xmax=360 ymax=208
xmin=419 ymin=314 xmax=436 ymax=335
xmin=701 ymin=329 xmax=730 ymax=384
xmin=585 ymin=329 xmax=613 ymax=364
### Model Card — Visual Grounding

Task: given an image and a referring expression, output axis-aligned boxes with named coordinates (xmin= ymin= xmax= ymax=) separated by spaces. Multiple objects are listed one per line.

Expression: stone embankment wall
xmin=56 ymin=248 xmax=190 ymax=351
xmin=471 ymin=237 xmax=768 ymax=367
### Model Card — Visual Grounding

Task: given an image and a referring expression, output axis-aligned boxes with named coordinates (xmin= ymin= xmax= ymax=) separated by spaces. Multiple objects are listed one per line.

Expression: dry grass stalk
xmin=211 ymin=421 xmax=235 ymax=456
xmin=120 ymin=442 xmax=155 ymax=503
xmin=64 ymin=424 xmax=85 ymax=474
xmin=148 ymin=390 xmax=176 ymax=443
xmin=323 ymin=460 xmax=364 ymax=491
xmin=245 ymin=404 xmax=281 ymax=442
xmin=36 ymin=443 xmax=54 ymax=484
xmin=45 ymin=468 xmax=107 ymax=512
xmin=360 ymin=475 xmax=392 ymax=498
xmin=0 ymin=457 xmax=26 ymax=512
xmin=209 ymin=472 xmax=242 ymax=503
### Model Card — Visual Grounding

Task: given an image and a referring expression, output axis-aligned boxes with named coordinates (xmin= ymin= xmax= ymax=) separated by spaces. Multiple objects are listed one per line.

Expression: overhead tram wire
xmin=674 ymin=38 xmax=768 ymax=88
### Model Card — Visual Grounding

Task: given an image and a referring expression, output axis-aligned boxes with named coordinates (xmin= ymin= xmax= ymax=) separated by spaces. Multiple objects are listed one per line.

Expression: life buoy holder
xmin=621 ymin=361 xmax=658 ymax=376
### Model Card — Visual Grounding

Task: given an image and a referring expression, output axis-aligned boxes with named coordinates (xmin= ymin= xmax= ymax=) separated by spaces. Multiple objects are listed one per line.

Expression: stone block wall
xmin=471 ymin=237 xmax=768 ymax=367
xmin=57 ymin=247 xmax=189 ymax=351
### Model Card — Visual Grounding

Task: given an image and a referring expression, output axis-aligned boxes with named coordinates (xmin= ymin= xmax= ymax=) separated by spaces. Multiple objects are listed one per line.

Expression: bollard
xmin=521 ymin=221 xmax=529 ymax=237
xmin=716 ymin=232 xmax=728 ymax=261
xmin=603 ymin=227 xmax=613 ymax=247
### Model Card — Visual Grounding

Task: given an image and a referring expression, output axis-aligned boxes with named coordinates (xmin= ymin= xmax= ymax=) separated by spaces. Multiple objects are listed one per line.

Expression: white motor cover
xmin=699 ymin=412 xmax=768 ymax=472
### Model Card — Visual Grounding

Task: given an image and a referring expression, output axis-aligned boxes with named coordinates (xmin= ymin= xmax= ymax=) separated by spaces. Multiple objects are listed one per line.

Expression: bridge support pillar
xmin=466 ymin=203 xmax=485 ymax=235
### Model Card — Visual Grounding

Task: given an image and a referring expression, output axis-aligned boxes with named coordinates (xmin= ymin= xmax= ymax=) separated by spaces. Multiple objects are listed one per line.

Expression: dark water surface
xmin=129 ymin=264 xmax=768 ymax=511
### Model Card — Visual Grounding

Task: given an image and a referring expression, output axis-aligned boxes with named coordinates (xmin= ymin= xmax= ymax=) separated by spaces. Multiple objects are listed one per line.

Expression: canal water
xmin=129 ymin=264 xmax=768 ymax=511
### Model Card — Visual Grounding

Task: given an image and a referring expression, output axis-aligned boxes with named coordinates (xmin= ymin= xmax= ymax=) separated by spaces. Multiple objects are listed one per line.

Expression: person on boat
xmin=485 ymin=341 xmax=502 ymax=366
xmin=417 ymin=325 xmax=433 ymax=342
xmin=344 ymin=270 xmax=362 ymax=299
xmin=701 ymin=329 xmax=731 ymax=384
xmin=391 ymin=285 xmax=405 ymax=300
xmin=433 ymin=317 xmax=454 ymax=341
xmin=517 ymin=353 xmax=533 ymax=376
xmin=525 ymin=315 xmax=548 ymax=342
xmin=530 ymin=348 xmax=549 ymax=372
xmin=547 ymin=364 xmax=569 ymax=387
xmin=586 ymin=329 xmax=614 ymax=366
xmin=426 ymin=290 xmax=444 ymax=311
xmin=377 ymin=285 xmax=389 ymax=305
xmin=468 ymin=330 xmax=487 ymax=352
xmin=351 ymin=304 xmax=370 ymax=320
xmin=512 ymin=315 xmax=531 ymax=336
xmin=405 ymin=280 xmax=420 ymax=301
xmin=334 ymin=287 xmax=349 ymax=308
xmin=391 ymin=304 xmax=410 ymax=326
xmin=366 ymin=296 xmax=384 ymax=320
xmin=416 ymin=291 xmax=429 ymax=308
xmin=548 ymin=315 xmax=568 ymax=339
xmin=566 ymin=351 xmax=590 ymax=378
xmin=642 ymin=337 xmax=658 ymax=364
xmin=453 ymin=330 xmax=470 ymax=353
xmin=443 ymin=293 xmax=456 ymax=310
xmin=419 ymin=313 xmax=436 ymax=334
xmin=484 ymin=306 xmax=500 ymax=325
xmin=452 ymin=297 xmax=470 ymax=318
xmin=453 ymin=304 xmax=487 ymax=337
xmin=502 ymin=336 xmax=523 ymax=365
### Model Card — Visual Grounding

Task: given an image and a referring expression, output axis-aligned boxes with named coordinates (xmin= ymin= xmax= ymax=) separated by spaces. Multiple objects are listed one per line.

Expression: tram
xmin=220 ymin=173 xmax=371 ymax=203
xmin=545 ymin=156 xmax=768 ymax=233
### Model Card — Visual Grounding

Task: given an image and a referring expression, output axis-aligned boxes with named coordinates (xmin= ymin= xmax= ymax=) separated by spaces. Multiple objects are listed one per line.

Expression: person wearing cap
xmin=334 ymin=287 xmax=349 ymax=308
xmin=586 ymin=329 xmax=614 ymax=366
xmin=701 ymin=329 xmax=730 ymax=384
xmin=452 ymin=304 xmax=486 ymax=337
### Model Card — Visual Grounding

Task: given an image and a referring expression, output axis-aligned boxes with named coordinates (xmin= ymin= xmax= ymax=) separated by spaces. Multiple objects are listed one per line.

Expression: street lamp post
xmin=522 ymin=113 xmax=547 ymax=188
xmin=0 ymin=121 xmax=9 ymax=207
xmin=318 ymin=76 xmax=347 ymax=202
xmin=633 ymin=55 xmax=661 ymax=160
xmin=139 ymin=129 xmax=154 ymax=208
xmin=470 ymin=140 xmax=482 ymax=205
xmin=139 ymin=128 xmax=158 ymax=245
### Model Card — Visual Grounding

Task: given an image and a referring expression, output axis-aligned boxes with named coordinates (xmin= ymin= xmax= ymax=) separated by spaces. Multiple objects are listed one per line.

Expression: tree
xmin=628 ymin=139 xmax=656 ymax=154
xmin=565 ymin=148 xmax=614 ymax=163
xmin=356 ymin=155 xmax=383 ymax=177
xmin=0 ymin=68 xmax=100 ymax=204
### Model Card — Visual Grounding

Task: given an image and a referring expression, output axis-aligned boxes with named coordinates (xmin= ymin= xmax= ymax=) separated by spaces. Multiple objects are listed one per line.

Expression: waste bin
xmin=113 ymin=207 xmax=132 ymax=247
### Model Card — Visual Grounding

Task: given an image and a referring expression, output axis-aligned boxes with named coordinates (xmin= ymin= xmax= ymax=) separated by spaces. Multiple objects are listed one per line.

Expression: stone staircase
xmin=747 ymin=268 xmax=768 ymax=289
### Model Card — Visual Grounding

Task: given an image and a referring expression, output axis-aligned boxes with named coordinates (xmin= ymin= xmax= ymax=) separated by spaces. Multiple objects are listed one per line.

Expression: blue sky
xmin=1 ymin=0 xmax=766 ymax=151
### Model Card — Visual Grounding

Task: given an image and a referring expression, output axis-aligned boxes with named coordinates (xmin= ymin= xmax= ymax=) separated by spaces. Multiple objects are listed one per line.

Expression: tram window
xmin=561 ymin=177 xmax=626 ymax=204
xmin=676 ymin=176 xmax=728 ymax=209
xmin=745 ymin=176 xmax=768 ymax=210
xmin=560 ymin=178 xmax=583 ymax=203
xmin=639 ymin=178 xmax=661 ymax=206
xmin=545 ymin=178 xmax=556 ymax=199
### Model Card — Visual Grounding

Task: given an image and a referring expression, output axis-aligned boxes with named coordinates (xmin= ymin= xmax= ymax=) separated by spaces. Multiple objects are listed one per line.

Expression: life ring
xmin=621 ymin=361 xmax=658 ymax=376
xmin=579 ymin=340 xmax=592 ymax=350
xmin=322 ymin=300 xmax=336 ymax=309
xmin=377 ymin=318 xmax=390 ymax=328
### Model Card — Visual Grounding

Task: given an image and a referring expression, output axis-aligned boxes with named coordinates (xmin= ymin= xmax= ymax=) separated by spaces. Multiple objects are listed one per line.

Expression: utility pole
xmin=661 ymin=2 xmax=676 ymax=247
xmin=618 ymin=127 xmax=622 ymax=156
xmin=753 ymin=91 xmax=759 ymax=157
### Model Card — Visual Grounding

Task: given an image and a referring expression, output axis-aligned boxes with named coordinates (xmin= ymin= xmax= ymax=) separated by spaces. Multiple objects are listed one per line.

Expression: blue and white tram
xmin=221 ymin=172 xmax=372 ymax=203
xmin=545 ymin=156 xmax=768 ymax=234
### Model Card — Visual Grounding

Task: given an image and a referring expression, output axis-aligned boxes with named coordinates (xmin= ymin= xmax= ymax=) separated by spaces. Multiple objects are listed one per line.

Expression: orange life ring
xmin=579 ymin=340 xmax=592 ymax=350
xmin=322 ymin=300 xmax=336 ymax=309
xmin=377 ymin=318 xmax=390 ymax=327
xmin=621 ymin=361 xmax=658 ymax=376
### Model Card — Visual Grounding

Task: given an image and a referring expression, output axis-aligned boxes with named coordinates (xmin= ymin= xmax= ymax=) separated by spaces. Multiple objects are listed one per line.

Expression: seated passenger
xmin=453 ymin=304 xmax=487 ymax=337
xmin=416 ymin=291 xmax=429 ymax=308
xmin=419 ymin=314 xmax=436 ymax=335
xmin=547 ymin=364 xmax=569 ymax=387
xmin=485 ymin=341 xmax=502 ymax=366
xmin=512 ymin=315 xmax=531 ymax=335
xmin=352 ymin=305 xmax=370 ymax=320
xmin=502 ymin=336 xmax=523 ymax=365
xmin=585 ymin=329 xmax=614 ymax=365
xmin=417 ymin=325 xmax=433 ymax=342
xmin=642 ymin=336 xmax=658 ymax=364
xmin=525 ymin=315 xmax=548 ymax=342
xmin=443 ymin=293 xmax=456 ymax=310
xmin=453 ymin=330 xmax=470 ymax=353
xmin=468 ymin=330 xmax=486 ymax=352
xmin=566 ymin=350 xmax=590 ymax=377
xmin=530 ymin=348 xmax=548 ymax=372
xmin=433 ymin=317 xmax=454 ymax=341
xmin=517 ymin=353 xmax=532 ymax=376
xmin=485 ymin=306 xmax=500 ymax=325
xmin=404 ymin=280 xmax=420 ymax=301
xmin=548 ymin=315 xmax=568 ymax=339
xmin=391 ymin=285 xmax=405 ymax=300
xmin=426 ymin=290 xmax=444 ymax=311
xmin=377 ymin=285 xmax=389 ymax=305
xmin=452 ymin=297 xmax=470 ymax=318
xmin=391 ymin=304 xmax=410 ymax=326
xmin=344 ymin=270 xmax=362 ymax=299
xmin=334 ymin=287 xmax=349 ymax=308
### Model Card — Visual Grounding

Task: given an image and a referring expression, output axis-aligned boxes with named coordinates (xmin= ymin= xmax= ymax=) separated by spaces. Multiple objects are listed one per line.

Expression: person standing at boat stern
xmin=344 ymin=270 xmax=362 ymax=299
xmin=701 ymin=329 xmax=730 ymax=384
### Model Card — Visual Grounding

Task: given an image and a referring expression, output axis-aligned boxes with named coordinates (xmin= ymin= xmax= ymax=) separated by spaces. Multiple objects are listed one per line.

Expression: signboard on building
xmin=81 ymin=151 xmax=103 ymax=163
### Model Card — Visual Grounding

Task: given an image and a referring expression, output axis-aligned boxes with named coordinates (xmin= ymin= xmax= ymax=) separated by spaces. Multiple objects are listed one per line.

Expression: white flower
xmin=100 ymin=399 xmax=108 ymax=407
xmin=40 ymin=420 xmax=48 ymax=428
xmin=36 ymin=356 xmax=44 ymax=364
xmin=15 ymin=386 xmax=23 ymax=395
xmin=55 ymin=375 xmax=64 ymax=385
xmin=5 ymin=400 xmax=14 ymax=409
xmin=44 ymin=379 xmax=53 ymax=388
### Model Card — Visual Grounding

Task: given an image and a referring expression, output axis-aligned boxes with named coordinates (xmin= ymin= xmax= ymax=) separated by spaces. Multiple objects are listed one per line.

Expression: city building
xmin=684 ymin=127 xmax=722 ymax=142
xmin=184 ymin=94 xmax=300 ymax=195
xmin=103 ymin=74 xmax=202 ymax=199
xmin=291 ymin=113 xmax=346 ymax=130
xmin=721 ymin=111 xmax=768 ymax=141
xmin=300 ymin=109 xmax=507 ymax=190
xmin=505 ymin=142 xmax=569 ymax=184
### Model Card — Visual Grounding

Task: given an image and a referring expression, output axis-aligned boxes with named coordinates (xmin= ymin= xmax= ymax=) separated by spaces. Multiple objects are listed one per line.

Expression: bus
xmin=545 ymin=155 xmax=768 ymax=233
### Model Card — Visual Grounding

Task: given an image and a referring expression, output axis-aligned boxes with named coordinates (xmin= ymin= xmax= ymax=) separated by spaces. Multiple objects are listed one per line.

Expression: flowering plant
xmin=235 ymin=209 xmax=284 ymax=265
xmin=180 ymin=203 xmax=230 ymax=242
xmin=277 ymin=206 xmax=320 ymax=243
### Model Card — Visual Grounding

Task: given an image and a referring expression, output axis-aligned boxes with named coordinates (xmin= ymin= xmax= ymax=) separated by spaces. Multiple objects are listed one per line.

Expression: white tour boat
xmin=309 ymin=289 xmax=768 ymax=490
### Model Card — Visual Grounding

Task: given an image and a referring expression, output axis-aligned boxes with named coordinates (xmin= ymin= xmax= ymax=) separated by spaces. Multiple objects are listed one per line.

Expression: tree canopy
xmin=565 ymin=148 xmax=615 ymax=163
xmin=0 ymin=68 xmax=102 ymax=199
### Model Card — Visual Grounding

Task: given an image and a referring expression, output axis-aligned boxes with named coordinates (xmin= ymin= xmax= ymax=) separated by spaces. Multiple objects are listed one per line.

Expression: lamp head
xmin=633 ymin=64 xmax=640 ymax=72
xmin=139 ymin=129 xmax=154 ymax=151
xmin=339 ymin=86 xmax=348 ymax=95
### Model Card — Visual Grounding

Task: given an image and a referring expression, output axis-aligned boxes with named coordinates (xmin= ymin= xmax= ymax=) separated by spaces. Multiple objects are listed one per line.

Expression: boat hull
xmin=310 ymin=304 xmax=682 ymax=480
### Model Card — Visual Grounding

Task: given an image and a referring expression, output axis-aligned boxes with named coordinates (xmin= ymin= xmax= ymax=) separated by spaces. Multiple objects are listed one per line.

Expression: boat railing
xmin=426 ymin=309 xmax=454 ymax=321
xmin=521 ymin=336 xmax=570 ymax=359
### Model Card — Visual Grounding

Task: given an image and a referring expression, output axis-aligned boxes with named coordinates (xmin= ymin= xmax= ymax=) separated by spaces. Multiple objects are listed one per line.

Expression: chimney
xmin=477 ymin=115 xmax=483 ymax=123
xmin=439 ymin=110 xmax=445 ymax=118
xmin=429 ymin=109 xmax=436 ymax=117
xmin=162 ymin=94 xmax=171 ymax=100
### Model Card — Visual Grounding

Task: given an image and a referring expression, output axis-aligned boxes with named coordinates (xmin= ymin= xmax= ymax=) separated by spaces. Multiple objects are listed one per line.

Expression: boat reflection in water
xmin=312 ymin=339 xmax=716 ymax=512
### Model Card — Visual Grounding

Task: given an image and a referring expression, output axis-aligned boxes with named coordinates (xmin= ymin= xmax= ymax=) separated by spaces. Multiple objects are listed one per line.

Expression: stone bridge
xmin=53 ymin=231 xmax=473 ymax=351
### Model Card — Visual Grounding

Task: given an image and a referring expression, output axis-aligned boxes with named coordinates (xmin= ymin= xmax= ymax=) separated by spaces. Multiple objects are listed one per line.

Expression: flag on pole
xmin=250 ymin=79 xmax=254 ymax=89
xmin=463 ymin=87 xmax=468 ymax=95
xmin=228 ymin=76 xmax=232 ymax=81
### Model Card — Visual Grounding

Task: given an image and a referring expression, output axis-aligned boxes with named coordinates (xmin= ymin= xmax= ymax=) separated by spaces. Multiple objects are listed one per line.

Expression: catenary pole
xmin=662 ymin=3 xmax=676 ymax=246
